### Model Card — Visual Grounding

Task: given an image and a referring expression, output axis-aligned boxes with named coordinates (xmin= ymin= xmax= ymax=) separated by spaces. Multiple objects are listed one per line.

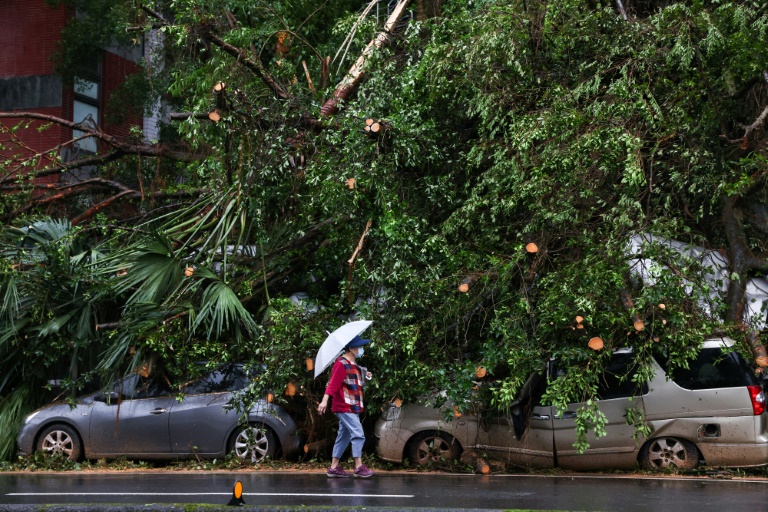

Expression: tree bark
xmin=319 ymin=0 xmax=412 ymax=117
xmin=460 ymin=450 xmax=490 ymax=474
xmin=5 ymin=179 xmax=206 ymax=223
xmin=721 ymin=195 xmax=767 ymax=359
xmin=0 ymin=112 xmax=206 ymax=170
xmin=721 ymin=196 xmax=752 ymax=325
xmin=458 ymin=275 xmax=477 ymax=293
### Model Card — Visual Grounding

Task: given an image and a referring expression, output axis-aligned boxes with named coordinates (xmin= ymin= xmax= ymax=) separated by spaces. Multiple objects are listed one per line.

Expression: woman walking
xmin=317 ymin=335 xmax=374 ymax=478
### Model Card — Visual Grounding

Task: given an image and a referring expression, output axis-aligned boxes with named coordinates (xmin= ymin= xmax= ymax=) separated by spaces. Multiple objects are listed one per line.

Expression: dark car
xmin=17 ymin=364 xmax=302 ymax=462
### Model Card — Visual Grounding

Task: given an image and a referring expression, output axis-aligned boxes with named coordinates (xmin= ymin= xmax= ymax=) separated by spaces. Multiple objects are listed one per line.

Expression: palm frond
xmin=4 ymin=219 xmax=77 ymax=261
xmin=0 ymin=274 xmax=20 ymax=325
xmin=36 ymin=310 xmax=77 ymax=337
xmin=0 ymin=386 xmax=34 ymax=461
xmin=23 ymin=218 xmax=73 ymax=243
xmin=194 ymin=279 xmax=259 ymax=339
xmin=72 ymin=247 xmax=106 ymax=267
xmin=96 ymin=302 xmax=171 ymax=378
xmin=106 ymin=231 xmax=184 ymax=305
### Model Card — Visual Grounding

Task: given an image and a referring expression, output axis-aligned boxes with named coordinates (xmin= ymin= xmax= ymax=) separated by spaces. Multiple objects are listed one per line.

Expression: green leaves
xmin=108 ymin=232 xmax=183 ymax=305
xmin=3 ymin=0 xmax=768 ymax=463
xmin=195 ymin=279 xmax=259 ymax=338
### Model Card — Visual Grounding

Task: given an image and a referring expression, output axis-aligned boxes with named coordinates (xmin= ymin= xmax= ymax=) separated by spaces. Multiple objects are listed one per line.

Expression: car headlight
xmin=24 ymin=410 xmax=40 ymax=424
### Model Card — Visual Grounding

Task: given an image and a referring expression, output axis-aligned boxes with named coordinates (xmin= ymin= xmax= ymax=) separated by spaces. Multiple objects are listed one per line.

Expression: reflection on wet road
xmin=1 ymin=472 xmax=766 ymax=511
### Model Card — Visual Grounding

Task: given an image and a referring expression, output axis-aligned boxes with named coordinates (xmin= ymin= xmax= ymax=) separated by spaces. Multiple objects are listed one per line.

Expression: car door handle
xmin=150 ymin=408 xmax=168 ymax=415
xmin=531 ymin=413 xmax=550 ymax=420
xmin=555 ymin=411 xmax=577 ymax=419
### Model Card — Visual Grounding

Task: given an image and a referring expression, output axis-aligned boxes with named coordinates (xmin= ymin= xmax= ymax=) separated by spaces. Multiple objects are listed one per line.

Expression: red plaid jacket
xmin=325 ymin=356 xmax=364 ymax=413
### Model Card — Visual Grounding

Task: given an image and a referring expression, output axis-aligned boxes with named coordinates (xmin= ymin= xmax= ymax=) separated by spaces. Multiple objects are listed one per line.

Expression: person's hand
xmin=317 ymin=399 xmax=328 ymax=415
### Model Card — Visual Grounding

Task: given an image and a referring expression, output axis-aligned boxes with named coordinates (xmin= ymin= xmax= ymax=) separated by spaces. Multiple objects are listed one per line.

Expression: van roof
xmin=612 ymin=336 xmax=736 ymax=354
xmin=701 ymin=336 xmax=736 ymax=349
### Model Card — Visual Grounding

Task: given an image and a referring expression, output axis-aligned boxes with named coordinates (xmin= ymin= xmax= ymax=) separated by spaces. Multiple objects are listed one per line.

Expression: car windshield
xmin=113 ymin=374 xmax=170 ymax=399
xmin=109 ymin=363 xmax=260 ymax=398
xmin=181 ymin=364 xmax=253 ymax=394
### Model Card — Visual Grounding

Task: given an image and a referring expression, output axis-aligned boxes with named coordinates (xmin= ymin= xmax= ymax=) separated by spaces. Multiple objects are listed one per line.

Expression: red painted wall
xmin=0 ymin=0 xmax=70 ymax=160
xmin=102 ymin=52 xmax=142 ymax=139
xmin=1 ymin=0 xmax=143 ymax=167
xmin=0 ymin=1 xmax=68 ymax=77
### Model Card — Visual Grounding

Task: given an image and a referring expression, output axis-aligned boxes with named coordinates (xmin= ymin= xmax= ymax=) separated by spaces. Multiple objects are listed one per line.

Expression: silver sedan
xmin=17 ymin=364 xmax=302 ymax=462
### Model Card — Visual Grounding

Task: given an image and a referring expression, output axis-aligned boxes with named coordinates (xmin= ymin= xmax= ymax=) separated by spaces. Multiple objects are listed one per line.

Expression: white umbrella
xmin=314 ymin=320 xmax=373 ymax=378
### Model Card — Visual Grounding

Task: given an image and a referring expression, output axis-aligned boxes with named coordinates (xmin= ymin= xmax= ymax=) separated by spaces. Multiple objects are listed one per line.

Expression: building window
xmin=72 ymin=55 xmax=102 ymax=154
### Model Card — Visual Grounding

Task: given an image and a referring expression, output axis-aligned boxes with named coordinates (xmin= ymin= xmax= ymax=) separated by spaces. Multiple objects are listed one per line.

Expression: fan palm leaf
xmin=95 ymin=302 xmax=176 ymax=379
xmin=0 ymin=385 xmax=34 ymax=461
xmin=0 ymin=217 xmax=105 ymax=398
xmin=194 ymin=279 xmax=260 ymax=339
xmin=105 ymin=231 xmax=184 ymax=305
xmin=99 ymin=187 xmax=265 ymax=345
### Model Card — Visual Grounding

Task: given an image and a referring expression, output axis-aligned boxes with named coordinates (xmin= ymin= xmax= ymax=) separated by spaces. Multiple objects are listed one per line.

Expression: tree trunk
xmin=460 ymin=450 xmax=490 ymax=474
xmin=721 ymin=196 xmax=751 ymax=325
xmin=721 ymin=195 xmax=767 ymax=361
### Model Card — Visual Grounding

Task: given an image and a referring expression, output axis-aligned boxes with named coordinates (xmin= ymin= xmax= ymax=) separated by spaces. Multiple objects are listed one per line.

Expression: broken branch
xmin=320 ymin=0 xmax=412 ymax=117
xmin=348 ymin=219 xmax=373 ymax=265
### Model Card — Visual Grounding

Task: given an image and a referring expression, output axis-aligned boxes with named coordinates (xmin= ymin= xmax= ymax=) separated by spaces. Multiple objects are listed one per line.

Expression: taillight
xmin=747 ymin=385 xmax=765 ymax=415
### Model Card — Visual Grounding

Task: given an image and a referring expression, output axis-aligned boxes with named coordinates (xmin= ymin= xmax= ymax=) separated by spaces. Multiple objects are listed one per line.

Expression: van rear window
xmin=655 ymin=348 xmax=758 ymax=390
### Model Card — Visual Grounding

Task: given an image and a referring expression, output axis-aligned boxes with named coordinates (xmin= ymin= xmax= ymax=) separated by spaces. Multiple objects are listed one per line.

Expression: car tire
xmin=229 ymin=424 xmax=278 ymax=463
xmin=36 ymin=423 xmax=83 ymax=461
xmin=639 ymin=437 xmax=699 ymax=470
xmin=407 ymin=431 xmax=461 ymax=467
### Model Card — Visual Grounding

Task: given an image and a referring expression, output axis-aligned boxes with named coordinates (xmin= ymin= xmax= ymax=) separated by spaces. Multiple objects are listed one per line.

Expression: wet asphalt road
xmin=0 ymin=472 xmax=766 ymax=511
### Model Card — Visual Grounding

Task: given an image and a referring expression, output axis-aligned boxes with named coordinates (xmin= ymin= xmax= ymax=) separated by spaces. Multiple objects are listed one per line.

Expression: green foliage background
xmin=1 ymin=0 xmax=767 ymax=462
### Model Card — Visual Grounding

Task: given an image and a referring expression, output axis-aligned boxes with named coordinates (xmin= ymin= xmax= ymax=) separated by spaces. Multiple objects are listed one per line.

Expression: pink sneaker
xmin=354 ymin=464 xmax=374 ymax=478
xmin=326 ymin=466 xmax=350 ymax=478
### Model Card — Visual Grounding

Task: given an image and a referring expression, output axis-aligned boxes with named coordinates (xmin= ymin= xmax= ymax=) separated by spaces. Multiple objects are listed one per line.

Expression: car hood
xmin=28 ymin=394 xmax=97 ymax=415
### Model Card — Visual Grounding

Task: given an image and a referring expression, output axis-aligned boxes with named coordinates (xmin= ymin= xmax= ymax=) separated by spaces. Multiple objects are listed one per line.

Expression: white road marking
xmin=8 ymin=492 xmax=414 ymax=498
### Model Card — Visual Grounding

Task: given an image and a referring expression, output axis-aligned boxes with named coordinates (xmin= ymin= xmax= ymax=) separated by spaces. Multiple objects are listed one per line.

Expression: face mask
xmin=356 ymin=347 xmax=364 ymax=358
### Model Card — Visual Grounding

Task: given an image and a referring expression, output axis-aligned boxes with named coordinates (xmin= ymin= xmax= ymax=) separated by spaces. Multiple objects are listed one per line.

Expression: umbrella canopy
xmin=314 ymin=320 xmax=373 ymax=378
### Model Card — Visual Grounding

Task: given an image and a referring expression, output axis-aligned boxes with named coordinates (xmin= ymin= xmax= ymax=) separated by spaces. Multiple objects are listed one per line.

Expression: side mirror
xmin=94 ymin=390 xmax=121 ymax=404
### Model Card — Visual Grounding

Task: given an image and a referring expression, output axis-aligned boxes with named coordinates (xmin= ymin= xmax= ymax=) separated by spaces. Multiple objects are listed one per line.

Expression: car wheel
xmin=639 ymin=437 xmax=699 ymax=470
xmin=36 ymin=424 xmax=82 ymax=461
xmin=407 ymin=431 xmax=461 ymax=466
xmin=229 ymin=424 xmax=277 ymax=463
